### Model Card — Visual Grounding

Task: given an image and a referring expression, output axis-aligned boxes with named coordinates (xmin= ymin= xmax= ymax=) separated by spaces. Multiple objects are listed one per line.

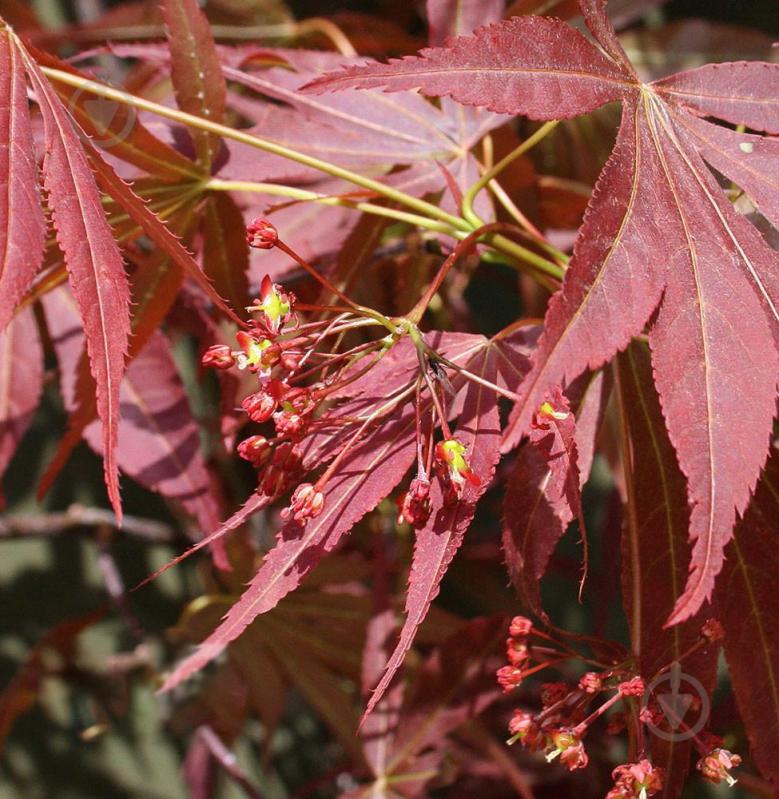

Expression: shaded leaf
xmin=502 ymin=371 xmax=605 ymax=617
xmin=616 ymin=343 xmax=719 ymax=798
xmin=0 ymin=308 xmax=42 ymax=503
xmin=161 ymin=0 xmax=226 ymax=170
xmin=716 ymin=445 xmax=779 ymax=787
xmin=311 ymin=3 xmax=779 ymax=622
xmin=200 ymin=192 xmax=250 ymax=315
xmin=363 ymin=339 xmax=504 ymax=718
xmin=0 ymin=31 xmax=45 ymax=333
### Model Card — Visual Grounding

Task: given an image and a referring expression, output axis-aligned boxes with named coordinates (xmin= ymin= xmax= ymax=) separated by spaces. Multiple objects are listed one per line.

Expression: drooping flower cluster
xmin=497 ymin=615 xmax=738 ymax=794
xmin=202 ymin=218 xmax=484 ymax=528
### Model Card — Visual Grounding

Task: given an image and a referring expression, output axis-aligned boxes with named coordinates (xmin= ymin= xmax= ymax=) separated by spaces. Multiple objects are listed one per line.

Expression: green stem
xmin=461 ymin=120 xmax=560 ymax=229
xmin=205 ymin=178 xmax=455 ymax=234
xmin=41 ymin=66 xmax=469 ymax=232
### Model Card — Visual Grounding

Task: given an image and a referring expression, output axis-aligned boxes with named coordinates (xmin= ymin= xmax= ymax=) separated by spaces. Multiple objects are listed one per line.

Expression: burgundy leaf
xmin=303 ymin=16 xmax=632 ymax=119
xmin=199 ymin=193 xmax=250 ymax=316
xmin=653 ymin=62 xmax=779 ymax=134
xmin=332 ymin=4 xmax=779 ymax=622
xmin=426 ymin=0 xmax=505 ymax=46
xmin=23 ymin=53 xmax=130 ymax=521
xmin=29 ymin=47 xmax=201 ymax=183
xmin=502 ymin=371 xmax=605 ymax=617
xmin=161 ymin=0 xmax=226 ymax=170
xmin=161 ymin=405 xmax=420 ymax=691
xmin=83 ymin=332 xmax=222 ymax=535
xmin=83 ymin=139 xmax=243 ymax=324
xmin=0 ymin=32 xmax=45 ymax=333
xmin=715 ymin=445 xmax=779 ymax=787
xmin=673 ymin=112 xmax=779 ymax=230
xmin=0 ymin=308 xmax=42 ymax=502
xmin=363 ymin=341 xmax=504 ymax=718
xmin=616 ymin=343 xmax=719 ymax=798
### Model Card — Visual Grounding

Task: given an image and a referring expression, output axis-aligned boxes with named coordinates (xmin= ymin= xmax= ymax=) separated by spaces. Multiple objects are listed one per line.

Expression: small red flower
xmin=281 ymin=483 xmax=325 ymax=523
xmin=246 ymin=218 xmax=278 ymax=250
xmin=545 ymin=728 xmax=588 ymax=770
xmin=508 ymin=710 xmax=544 ymax=751
xmin=201 ymin=344 xmax=235 ymax=370
xmin=496 ymin=665 xmax=523 ymax=693
xmin=609 ymin=759 xmax=665 ymax=798
xmin=578 ymin=672 xmax=603 ymax=694
xmin=242 ymin=391 xmax=278 ymax=424
xmin=396 ymin=476 xmax=432 ymax=528
xmin=506 ymin=638 xmax=530 ymax=667
xmin=697 ymin=748 xmax=741 ymax=787
xmin=509 ymin=616 xmax=533 ymax=639
xmin=435 ymin=438 xmax=479 ymax=497
xmin=618 ymin=676 xmax=646 ymax=697
xmin=249 ymin=275 xmax=295 ymax=336
xmin=237 ymin=435 xmax=271 ymax=467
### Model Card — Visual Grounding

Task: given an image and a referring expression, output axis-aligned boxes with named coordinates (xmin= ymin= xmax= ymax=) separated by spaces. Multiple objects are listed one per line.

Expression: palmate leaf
xmin=307 ymin=0 xmax=779 ymax=625
xmin=716 ymin=445 xmax=779 ymax=786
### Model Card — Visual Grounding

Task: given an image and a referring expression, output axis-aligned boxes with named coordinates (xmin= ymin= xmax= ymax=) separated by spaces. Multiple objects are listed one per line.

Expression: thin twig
xmin=0 ymin=504 xmax=176 ymax=543
xmin=197 ymin=725 xmax=265 ymax=799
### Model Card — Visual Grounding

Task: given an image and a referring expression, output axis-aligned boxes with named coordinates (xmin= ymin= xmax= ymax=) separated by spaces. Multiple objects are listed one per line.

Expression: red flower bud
xmin=396 ymin=476 xmax=432 ymax=528
xmin=246 ymin=218 xmax=278 ymax=249
xmin=281 ymin=482 xmax=325 ymax=523
xmin=618 ymin=676 xmax=646 ymax=697
xmin=237 ymin=435 xmax=271 ymax=467
xmin=579 ymin=672 xmax=603 ymax=694
xmin=509 ymin=616 xmax=533 ymax=639
xmin=242 ymin=391 xmax=278 ymax=423
xmin=201 ymin=344 xmax=235 ymax=370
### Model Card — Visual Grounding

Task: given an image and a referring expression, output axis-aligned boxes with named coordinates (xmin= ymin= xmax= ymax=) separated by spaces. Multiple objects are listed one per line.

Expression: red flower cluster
xmin=607 ymin=760 xmax=664 ymax=799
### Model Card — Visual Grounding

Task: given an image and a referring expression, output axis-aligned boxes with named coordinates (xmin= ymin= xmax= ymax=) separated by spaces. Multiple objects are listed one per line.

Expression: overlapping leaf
xmin=307 ymin=0 xmax=779 ymax=624
xmin=502 ymin=371 xmax=606 ymax=619
xmin=0 ymin=309 xmax=42 ymax=504
xmin=716 ymin=445 xmax=779 ymax=787
xmin=0 ymin=32 xmax=45 ymax=333
xmin=616 ymin=343 xmax=719 ymax=798
xmin=160 ymin=331 xmax=515 ymax=691
xmin=43 ymin=287 xmax=222 ymax=537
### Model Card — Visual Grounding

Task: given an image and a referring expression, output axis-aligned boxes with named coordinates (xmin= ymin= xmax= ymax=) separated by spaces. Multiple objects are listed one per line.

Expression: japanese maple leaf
xmin=306 ymin=0 xmax=779 ymax=625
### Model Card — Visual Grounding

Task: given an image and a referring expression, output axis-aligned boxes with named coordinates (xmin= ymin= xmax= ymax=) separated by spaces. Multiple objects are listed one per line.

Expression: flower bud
xmin=509 ymin=616 xmax=533 ymax=639
xmin=201 ymin=344 xmax=235 ymax=370
xmin=578 ymin=672 xmax=603 ymax=694
xmin=618 ymin=676 xmax=645 ymax=697
xmin=281 ymin=482 xmax=325 ymax=523
xmin=396 ymin=476 xmax=432 ymax=528
xmin=247 ymin=218 xmax=278 ymax=249
xmin=242 ymin=391 xmax=277 ymax=423
xmin=237 ymin=435 xmax=271 ymax=467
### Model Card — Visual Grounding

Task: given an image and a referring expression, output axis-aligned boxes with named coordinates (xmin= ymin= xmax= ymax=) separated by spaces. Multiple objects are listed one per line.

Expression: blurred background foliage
xmin=0 ymin=0 xmax=777 ymax=797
